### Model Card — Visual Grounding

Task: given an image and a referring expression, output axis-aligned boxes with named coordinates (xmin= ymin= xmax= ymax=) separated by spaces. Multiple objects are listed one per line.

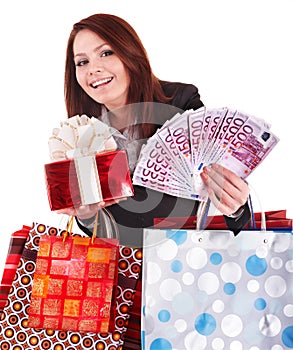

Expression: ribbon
xmin=48 ymin=114 xmax=117 ymax=160
xmin=47 ymin=115 xmax=117 ymax=207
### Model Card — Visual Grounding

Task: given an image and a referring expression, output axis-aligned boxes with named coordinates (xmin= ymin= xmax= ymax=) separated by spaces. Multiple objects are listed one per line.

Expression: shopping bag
xmin=27 ymin=215 xmax=119 ymax=333
xmin=0 ymin=225 xmax=30 ymax=313
xmin=153 ymin=209 xmax=293 ymax=231
xmin=120 ymin=209 xmax=293 ymax=350
xmin=0 ymin=221 xmax=142 ymax=349
xmin=141 ymin=228 xmax=293 ymax=350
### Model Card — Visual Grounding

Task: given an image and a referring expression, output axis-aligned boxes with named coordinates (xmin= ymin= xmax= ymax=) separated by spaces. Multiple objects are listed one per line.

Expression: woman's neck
xmin=107 ymin=106 xmax=134 ymax=132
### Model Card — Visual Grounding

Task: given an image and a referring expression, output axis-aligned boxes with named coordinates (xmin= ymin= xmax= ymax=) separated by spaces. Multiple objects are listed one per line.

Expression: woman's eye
xmin=76 ymin=59 xmax=88 ymax=67
xmin=101 ymin=50 xmax=114 ymax=57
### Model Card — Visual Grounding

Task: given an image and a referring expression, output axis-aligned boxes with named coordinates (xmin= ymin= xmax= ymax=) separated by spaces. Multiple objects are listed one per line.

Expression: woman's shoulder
xmin=160 ymin=80 xmax=198 ymax=94
xmin=159 ymin=80 xmax=204 ymax=111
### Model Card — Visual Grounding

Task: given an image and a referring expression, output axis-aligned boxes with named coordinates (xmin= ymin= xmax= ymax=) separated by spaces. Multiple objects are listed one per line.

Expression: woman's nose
xmin=89 ymin=59 xmax=103 ymax=74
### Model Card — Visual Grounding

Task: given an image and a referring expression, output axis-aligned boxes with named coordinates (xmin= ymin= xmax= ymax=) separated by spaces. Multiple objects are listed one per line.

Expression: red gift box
xmin=45 ymin=150 xmax=134 ymax=211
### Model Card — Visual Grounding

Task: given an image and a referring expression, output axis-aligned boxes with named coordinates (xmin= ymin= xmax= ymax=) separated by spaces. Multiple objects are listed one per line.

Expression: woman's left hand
xmin=200 ymin=163 xmax=250 ymax=216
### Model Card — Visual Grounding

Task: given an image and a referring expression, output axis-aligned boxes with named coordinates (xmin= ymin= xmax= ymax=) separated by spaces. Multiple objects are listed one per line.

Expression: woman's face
xmin=73 ymin=29 xmax=130 ymax=111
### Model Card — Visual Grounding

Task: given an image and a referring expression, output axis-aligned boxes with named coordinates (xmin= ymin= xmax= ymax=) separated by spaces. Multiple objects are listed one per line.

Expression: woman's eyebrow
xmin=74 ymin=43 xmax=109 ymax=59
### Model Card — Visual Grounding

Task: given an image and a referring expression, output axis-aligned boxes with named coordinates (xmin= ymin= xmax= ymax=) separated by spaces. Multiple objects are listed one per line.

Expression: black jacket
xmin=78 ymin=81 xmax=251 ymax=246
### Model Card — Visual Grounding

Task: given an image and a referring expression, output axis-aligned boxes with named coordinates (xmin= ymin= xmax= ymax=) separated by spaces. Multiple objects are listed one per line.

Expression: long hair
xmin=64 ymin=13 xmax=170 ymax=138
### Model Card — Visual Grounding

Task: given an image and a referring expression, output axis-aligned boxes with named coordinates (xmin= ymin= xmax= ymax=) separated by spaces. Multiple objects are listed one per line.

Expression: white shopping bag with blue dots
xmin=141 ymin=229 xmax=293 ymax=350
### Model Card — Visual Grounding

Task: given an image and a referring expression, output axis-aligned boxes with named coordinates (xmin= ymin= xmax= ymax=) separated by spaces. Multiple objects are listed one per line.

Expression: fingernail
xmin=200 ymin=172 xmax=208 ymax=181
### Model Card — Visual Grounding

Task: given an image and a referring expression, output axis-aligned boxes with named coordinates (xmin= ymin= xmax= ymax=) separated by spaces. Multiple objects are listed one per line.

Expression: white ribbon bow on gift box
xmin=48 ymin=114 xmax=117 ymax=205
xmin=48 ymin=114 xmax=117 ymax=160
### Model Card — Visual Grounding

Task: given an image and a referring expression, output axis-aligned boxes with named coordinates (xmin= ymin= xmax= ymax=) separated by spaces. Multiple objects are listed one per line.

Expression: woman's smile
xmin=90 ymin=76 xmax=113 ymax=89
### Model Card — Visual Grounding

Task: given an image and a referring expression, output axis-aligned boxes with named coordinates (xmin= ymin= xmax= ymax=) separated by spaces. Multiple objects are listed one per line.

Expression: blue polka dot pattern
xmin=142 ymin=229 xmax=293 ymax=350
xmin=282 ymin=326 xmax=293 ymax=348
xmin=210 ymin=252 xmax=222 ymax=265
xmin=166 ymin=230 xmax=187 ymax=245
xmin=171 ymin=260 xmax=183 ymax=272
xmin=223 ymin=282 xmax=236 ymax=295
xmin=194 ymin=313 xmax=216 ymax=336
xmin=158 ymin=309 xmax=171 ymax=322
xmin=246 ymin=254 xmax=268 ymax=276
xmin=150 ymin=337 xmax=172 ymax=350
xmin=254 ymin=298 xmax=267 ymax=310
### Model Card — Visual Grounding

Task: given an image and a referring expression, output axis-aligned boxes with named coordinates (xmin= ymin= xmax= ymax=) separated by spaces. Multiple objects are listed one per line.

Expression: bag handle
xmin=65 ymin=215 xmax=75 ymax=236
xmin=62 ymin=208 xmax=119 ymax=242
xmin=247 ymin=183 xmax=266 ymax=232
xmin=196 ymin=199 xmax=210 ymax=231
xmin=197 ymin=183 xmax=267 ymax=232
xmin=63 ymin=212 xmax=99 ymax=243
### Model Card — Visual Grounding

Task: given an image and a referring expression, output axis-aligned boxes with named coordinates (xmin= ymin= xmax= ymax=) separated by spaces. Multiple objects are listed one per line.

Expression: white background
xmin=0 ymin=0 xmax=292 ymax=273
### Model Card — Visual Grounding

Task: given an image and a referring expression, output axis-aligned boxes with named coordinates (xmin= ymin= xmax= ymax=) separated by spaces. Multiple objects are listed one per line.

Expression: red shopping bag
xmin=27 ymin=231 xmax=119 ymax=333
xmin=0 ymin=225 xmax=31 ymax=313
xmin=0 ymin=221 xmax=142 ymax=349
xmin=153 ymin=209 xmax=293 ymax=230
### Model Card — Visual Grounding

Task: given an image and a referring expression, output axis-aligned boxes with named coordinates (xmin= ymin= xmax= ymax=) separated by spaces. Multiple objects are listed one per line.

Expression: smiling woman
xmin=61 ymin=13 xmax=251 ymax=247
xmin=65 ymin=13 xmax=172 ymax=139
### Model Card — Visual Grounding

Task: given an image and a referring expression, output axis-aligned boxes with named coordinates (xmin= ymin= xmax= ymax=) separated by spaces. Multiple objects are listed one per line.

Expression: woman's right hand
xmin=56 ymin=198 xmax=127 ymax=220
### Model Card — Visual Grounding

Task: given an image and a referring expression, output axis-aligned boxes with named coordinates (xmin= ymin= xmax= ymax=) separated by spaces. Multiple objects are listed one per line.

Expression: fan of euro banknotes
xmin=133 ymin=106 xmax=279 ymax=201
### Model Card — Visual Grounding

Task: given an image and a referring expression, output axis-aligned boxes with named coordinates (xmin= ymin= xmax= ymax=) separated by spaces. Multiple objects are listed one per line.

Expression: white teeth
xmin=92 ymin=77 xmax=112 ymax=88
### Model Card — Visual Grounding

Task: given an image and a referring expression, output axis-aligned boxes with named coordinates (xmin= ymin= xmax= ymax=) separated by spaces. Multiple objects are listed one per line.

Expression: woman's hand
xmin=56 ymin=198 xmax=127 ymax=220
xmin=200 ymin=164 xmax=249 ymax=216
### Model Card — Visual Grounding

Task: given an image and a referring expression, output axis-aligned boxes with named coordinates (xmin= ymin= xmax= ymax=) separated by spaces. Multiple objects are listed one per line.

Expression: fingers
xmin=56 ymin=208 xmax=76 ymax=216
xmin=75 ymin=203 xmax=103 ymax=219
xmin=56 ymin=203 xmax=104 ymax=220
xmin=56 ymin=198 xmax=128 ymax=220
xmin=200 ymin=164 xmax=250 ymax=216
xmin=103 ymin=197 xmax=127 ymax=207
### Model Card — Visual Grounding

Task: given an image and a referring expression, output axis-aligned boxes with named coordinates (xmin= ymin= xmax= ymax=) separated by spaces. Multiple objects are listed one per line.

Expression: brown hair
xmin=64 ymin=13 xmax=170 ymax=138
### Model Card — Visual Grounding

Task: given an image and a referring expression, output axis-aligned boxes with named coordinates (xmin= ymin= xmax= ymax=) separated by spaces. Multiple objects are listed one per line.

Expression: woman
xmin=62 ymin=13 xmax=250 ymax=247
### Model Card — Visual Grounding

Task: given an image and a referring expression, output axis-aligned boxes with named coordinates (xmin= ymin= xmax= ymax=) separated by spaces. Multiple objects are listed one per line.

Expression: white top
xmin=100 ymin=112 xmax=144 ymax=173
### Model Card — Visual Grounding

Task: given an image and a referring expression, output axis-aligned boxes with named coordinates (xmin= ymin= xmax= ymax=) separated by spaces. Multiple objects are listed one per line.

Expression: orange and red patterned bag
xmin=0 ymin=222 xmax=142 ymax=350
xmin=28 ymin=233 xmax=119 ymax=333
